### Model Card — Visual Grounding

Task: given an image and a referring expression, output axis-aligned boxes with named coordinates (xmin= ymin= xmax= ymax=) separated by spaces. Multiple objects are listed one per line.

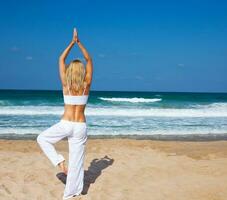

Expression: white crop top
xmin=63 ymin=82 xmax=89 ymax=105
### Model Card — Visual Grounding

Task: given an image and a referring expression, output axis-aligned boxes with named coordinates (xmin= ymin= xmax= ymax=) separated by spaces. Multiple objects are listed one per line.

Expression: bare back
xmin=61 ymin=82 xmax=91 ymax=122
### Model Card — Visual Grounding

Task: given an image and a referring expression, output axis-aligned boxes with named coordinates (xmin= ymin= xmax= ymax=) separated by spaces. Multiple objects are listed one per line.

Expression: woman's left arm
xmin=59 ymin=40 xmax=75 ymax=87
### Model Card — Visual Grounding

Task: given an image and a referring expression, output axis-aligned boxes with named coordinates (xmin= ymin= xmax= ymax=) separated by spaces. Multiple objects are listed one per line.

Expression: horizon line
xmin=0 ymin=88 xmax=226 ymax=94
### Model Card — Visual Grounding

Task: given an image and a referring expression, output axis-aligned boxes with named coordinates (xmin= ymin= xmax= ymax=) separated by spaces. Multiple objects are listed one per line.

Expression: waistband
xmin=60 ymin=119 xmax=86 ymax=125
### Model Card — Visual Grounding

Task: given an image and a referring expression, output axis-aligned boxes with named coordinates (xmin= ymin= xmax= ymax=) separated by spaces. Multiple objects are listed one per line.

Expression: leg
xmin=37 ymin=121 xmax=73 ymax=167
xmin=58 ymin=160 xmax=68 ymax=174
xmin=63 ymin=123 xmax=87 ymax=199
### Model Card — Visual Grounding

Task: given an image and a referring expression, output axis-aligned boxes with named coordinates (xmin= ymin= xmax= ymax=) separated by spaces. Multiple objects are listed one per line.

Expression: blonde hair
xmin=66 ymin=59 xmax=85 ymax=93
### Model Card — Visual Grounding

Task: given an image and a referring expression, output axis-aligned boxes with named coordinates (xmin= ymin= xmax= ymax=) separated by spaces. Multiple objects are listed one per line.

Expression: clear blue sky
xmin=0 ymin=0 xmax=227 ymax=92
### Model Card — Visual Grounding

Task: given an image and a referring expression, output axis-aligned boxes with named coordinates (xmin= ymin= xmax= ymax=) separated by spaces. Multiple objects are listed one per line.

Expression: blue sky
xmin=0 ymin=0 xmax=227 ymax=92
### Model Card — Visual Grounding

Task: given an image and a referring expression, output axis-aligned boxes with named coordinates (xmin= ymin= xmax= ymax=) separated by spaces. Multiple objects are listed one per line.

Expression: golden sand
xmin=0 ymin=139 xmax=227 ymax=200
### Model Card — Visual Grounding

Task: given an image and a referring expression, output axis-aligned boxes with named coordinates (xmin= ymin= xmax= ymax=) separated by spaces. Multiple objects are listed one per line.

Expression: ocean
xmin=0 ymin=89 xmax=227 ymax=140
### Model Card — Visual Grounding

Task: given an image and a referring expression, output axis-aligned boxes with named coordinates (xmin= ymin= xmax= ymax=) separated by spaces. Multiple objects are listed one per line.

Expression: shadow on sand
xmin=56 ymin=155 xmax=114 ymax=195
xmin=82 ymin=155 xmax=114 ymax=194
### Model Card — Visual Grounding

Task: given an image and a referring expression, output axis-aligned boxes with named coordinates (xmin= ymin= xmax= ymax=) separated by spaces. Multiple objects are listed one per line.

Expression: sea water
xmin=0 ymin=90 xmax=227 ymax=139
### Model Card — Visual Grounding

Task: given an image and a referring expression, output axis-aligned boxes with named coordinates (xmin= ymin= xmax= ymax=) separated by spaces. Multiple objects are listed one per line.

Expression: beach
xmin=1 ymin=0 xmax=227 ymax=199
xmin=1 ymin=138 xmax=227 ymax=200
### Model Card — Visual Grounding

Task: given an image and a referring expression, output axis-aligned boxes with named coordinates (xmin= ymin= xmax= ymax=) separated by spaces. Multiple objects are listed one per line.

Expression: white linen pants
xmin=37 ymin=119 xmax=87 ymax=200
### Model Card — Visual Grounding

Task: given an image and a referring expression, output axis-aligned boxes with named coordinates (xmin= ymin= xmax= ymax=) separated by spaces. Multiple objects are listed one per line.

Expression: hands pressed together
xmin=72 ymin=28 xmax=80 ymax=44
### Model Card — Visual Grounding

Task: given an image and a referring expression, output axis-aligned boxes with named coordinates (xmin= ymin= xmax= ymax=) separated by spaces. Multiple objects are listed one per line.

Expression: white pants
xmin=37 ymin=119 xmax=87 ymax=200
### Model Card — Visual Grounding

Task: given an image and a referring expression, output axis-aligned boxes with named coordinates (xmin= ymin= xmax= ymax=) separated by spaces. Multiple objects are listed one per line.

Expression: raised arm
xmin=59 ymin=28 xmax=93 ymax=87
xmin=59 ymin=40 xmax=75 ymax=87
xmin=77 ymin=41 xmax=93 ymax=86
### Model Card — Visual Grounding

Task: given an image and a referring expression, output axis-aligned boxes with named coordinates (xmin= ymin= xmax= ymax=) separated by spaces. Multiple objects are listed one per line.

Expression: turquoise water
xmin=0 ymin=90 xmax=227 ymax=139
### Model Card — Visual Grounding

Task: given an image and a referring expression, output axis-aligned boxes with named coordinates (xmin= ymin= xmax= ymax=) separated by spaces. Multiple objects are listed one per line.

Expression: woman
xmin=37 ymin=28 xmax=93 ymax=199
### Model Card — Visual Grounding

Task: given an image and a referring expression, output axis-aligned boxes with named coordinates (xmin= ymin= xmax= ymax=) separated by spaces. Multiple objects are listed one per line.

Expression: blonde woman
xmin=37 ymin=28 xmax=93 ymax=199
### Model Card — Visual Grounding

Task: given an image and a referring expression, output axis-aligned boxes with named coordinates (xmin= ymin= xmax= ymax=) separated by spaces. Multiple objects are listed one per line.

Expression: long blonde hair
xmin=66 ymin=59 xmax=85 ymax=93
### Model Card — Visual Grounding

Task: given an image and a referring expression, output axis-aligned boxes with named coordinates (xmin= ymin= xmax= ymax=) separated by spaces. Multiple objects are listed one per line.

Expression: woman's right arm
xmin=77 ymin=41 xmax=93 ymax=86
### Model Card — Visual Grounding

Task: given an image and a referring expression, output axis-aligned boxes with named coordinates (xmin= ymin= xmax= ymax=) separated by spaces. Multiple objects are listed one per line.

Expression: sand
xmin=0 ymin=138 xmax=227 ymax=200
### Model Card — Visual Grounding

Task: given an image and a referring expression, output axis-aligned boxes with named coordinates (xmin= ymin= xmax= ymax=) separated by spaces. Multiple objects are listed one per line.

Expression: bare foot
xmin=58 ymin=161 xmax=68 ymax=175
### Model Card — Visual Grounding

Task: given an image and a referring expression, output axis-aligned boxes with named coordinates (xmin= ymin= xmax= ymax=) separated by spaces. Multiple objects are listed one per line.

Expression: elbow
xmin=59 ymin=56 xmax=65 ymax=62
xmin=59 ymin=57 xmax=65 ymax=65
xmin=86 ymin=57 xmax=92 ymax=62
xmin=82 ymin=50 xmax=92 ymax=62
xmin=59 ymin=57 xmax=63 ymax=62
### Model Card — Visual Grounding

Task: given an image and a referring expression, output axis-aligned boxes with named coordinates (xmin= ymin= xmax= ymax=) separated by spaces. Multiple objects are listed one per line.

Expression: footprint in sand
xmin=0 ymin=184 xmax=11 ymax=195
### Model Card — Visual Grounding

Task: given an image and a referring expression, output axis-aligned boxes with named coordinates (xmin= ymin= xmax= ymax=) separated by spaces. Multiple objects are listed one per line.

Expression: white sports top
xmin=63 ymin=82 xmax=89 ymax=105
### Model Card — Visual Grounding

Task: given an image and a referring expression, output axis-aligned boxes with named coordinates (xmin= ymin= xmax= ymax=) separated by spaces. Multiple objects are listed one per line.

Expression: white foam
xmin=0 ymin=106 xmax=64 ymax=115
xmin=99 ymin=97 xmax=162 ymax=103
xmin=194 ymin=102 xmax=227 ymax=110
xmin=88 ymin=129 xmax=227 ymax=136
xmin=0 ymin=103 xmax=227 ymax=117
xmin=1 ymin=127 xmax=226 ymax=136
xmin=88 ymin=107 xmax=227 ymax=117
xmin=0 ymin=127 xmax=42 ymax=135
